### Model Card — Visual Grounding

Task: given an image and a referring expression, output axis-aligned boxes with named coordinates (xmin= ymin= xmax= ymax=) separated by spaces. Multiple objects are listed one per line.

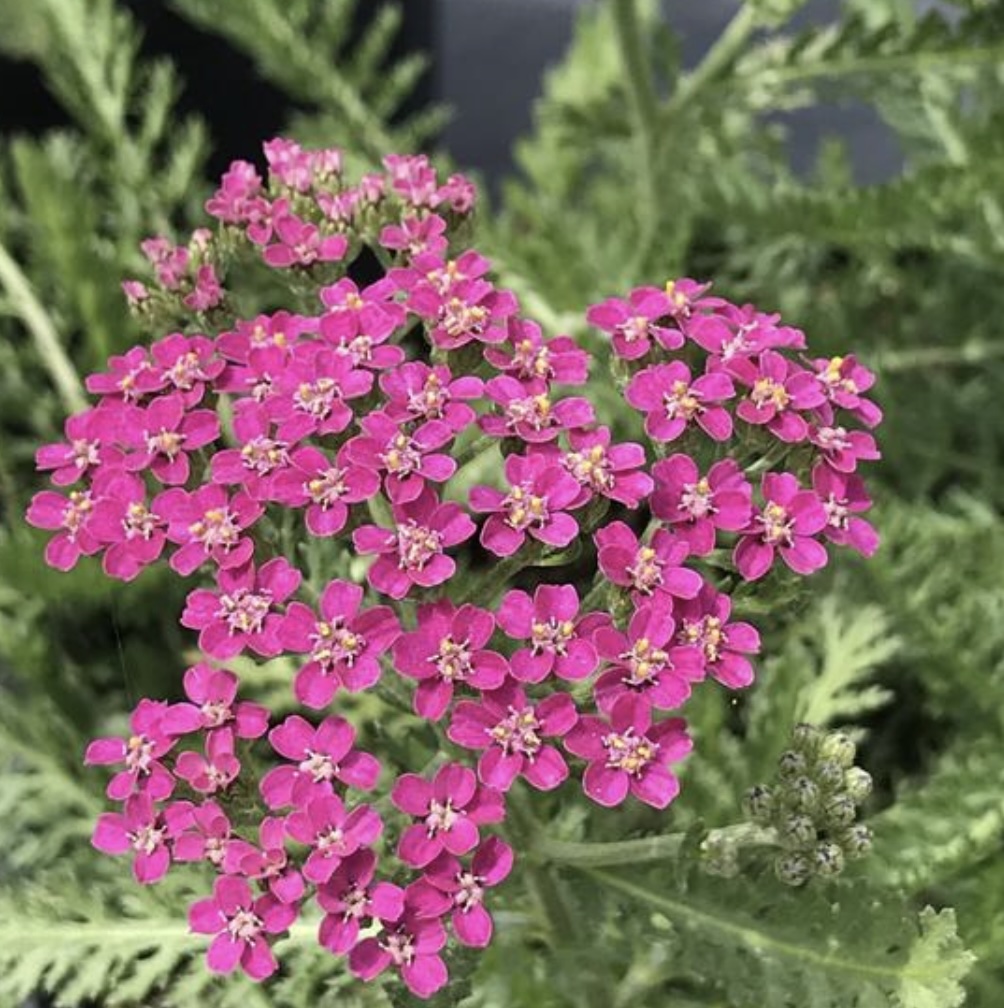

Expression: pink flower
xmin=586 ymin=286 xmax=683 ymax=360
xmin=390 ymin=249 xmax=491 ymax=297
xmin=266 ymin=344 xmax=373 ymax=442
xmin=393 ymin=601 xmax=508 ymax=720
xmin=262 ymin=211 xmax=348 ymax=268
xmin=280 ymin=580 xmax=398 ymax=706
xmin=188 ymin=875 xmax=297 ymax=981
xmin=625 ymin=362 xmax=734 ymax=442
xmin=35 ymin=405 xmax=123 ymax=485
xmin=810 ymin=354 xmax=882 ymax=428
xmin=224 ymin=816 xmax=305 ymax=904
xmin=565 ymin=696 xmax=691 ymax=809
xmin=318 ymin=849 xmax=405 ymax=955
xmin=319 ymin=280 xmax=406 ymax=371
xmin=409 ymin=279 xmax=518 ymax=350
xmin=380 ymin=362 xmax=483 ymax=431
xmin=88 ymin=471 xmax=168 ymax=581
xmin=662 ymin=277 xmax=721 ymax=326
xmin=733 ymin=473 xmax=829 ymax=581
xmin=808 ymin=423 xmax=881 ymax=473
xmin=480 ymin=377 xmax=595 ymax=443
xmin=159 ymin=484 xmax=263 ymax=575
xmin=183 ymin=264 xmax=223 ymax=313
xmin=423 ymin=836 xmax=513 ymax=948
xmin=674 ymin=585 xmax=761 ymax=689
xmin=595 ymin=521 xmax=703 ymax=602
xmin=216 ymin=311 xmax=307 ymax=364
xmin=346 ymin=411 xmax=457 ymax=505
xmin=593 ymin=598 xmax=702 ymax=713
xmin=447 ymin=682 xmax=577 ymax=792
xmin=270 ymin=444 xmax=379 ymax=537
xmin=285 ymin=793 xmax=383 ymax=884
xmin=688 ymin=304 xmax=804 ymax=361
xmin=483 ymin=318 xmax=590 ymax=385
xmin=353 ymin=489 xmax=476 ymax=600
xmin=122 ymin=394 xmax=220 ymax=485
xmin=141 ymin=237 xmax=189 ymax=290
xmin=261 ymin=714 xmax=381 ymax=809
xmin=650 ymin=454 xmax=752 ymax=555
xmin=349 ymin=885 xmax=450 ymax=999
xmin=26 ymin=488 xmax=101 ymax=571
xmin=180 ymin=557 xmax=302 ymax=659
xmin=263 ymin=138 xmax=315 ymax=191
xmin=209 ymin=407 xmax=290 ymax=500
xmin=150 ymin=333 xmax=225 ymax=406
xmin=161 ymin=663 xmax=269 ymax=740
xmin=812 ymin=464 xmax=879 ymax=557
xmin=560 ymin=426 xmax=654 ymax=508
xmin=496 ymin=584 xmax=606 ymax=683
xmin=92 ymin=793 xmax=191 ymax=883
xmin=470 ymin=453 xmax=581 ymax=558
xmin=205 ymin=159 xmax=263 ymax=223
xmin=85 ymin=346 xmax=161 ymax=401
xmin=175 ymin=730 xmax=241 ymax=795
xmin=379 ymin=213 xmax=448 ymax=258
xmin=729 ymin=350 xmax=824 ymax=442
xmin=84 ymin=698 xmax=177 ymax=800
xmin=172 ymin=800 xmax=232 ymax=867
xmin=391 ymin=763 xmax=504 ymax=868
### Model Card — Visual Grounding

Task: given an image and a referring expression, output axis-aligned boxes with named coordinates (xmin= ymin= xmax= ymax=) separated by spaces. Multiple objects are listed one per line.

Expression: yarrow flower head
xmin=32 ymin=140 xmax=883 ymax=997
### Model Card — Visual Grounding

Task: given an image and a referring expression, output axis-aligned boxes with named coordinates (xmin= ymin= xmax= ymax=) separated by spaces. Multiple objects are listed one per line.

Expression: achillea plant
xmin=28 ymin=138 xmax=882 ymax=999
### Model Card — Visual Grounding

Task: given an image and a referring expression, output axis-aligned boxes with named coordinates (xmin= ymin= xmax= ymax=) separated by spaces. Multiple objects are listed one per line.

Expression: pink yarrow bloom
xmin=625 ymin=362 xmax=735 ymax=442
xmin=346 ymin=411 xmax=457 ymax=505
xmin=26 ymin=487 xmax=101 ymax=571
xmin=811 ymin=354 xmax=882 ymax=428
xmin=92 ymin=792 xmax=191 ymax=884
xmin=34 ymin=405 xmax=123 ymax=486
xmin=172 ymin=800 xmax=232 ymax=867
xmin=353 ymin=489 xmax=476 ymax=600
xmin=122 ymin=394 xmax=220 ymax=485
xmin=85 ymin=698 xmax=177 ymax=800
xmin=85 ymin=345 xmax=161 ymax=401
xmin=180 ymin=557 xmax=302 ymax=659
xmin=650 ymin=454 xmax=752 ymax=556
xmin=808 ymin=423 xmax=881 ymax=474
xmin=447 ymin=682 xmax=578 ymax=792
xmin=271 ymin=444 xmax=379 ymax=537
xmin=261 ymin=714 xmax=381 ymax=809
xmin=595 ymin=521 xmax=703 ymax=603
xmin=593 ymin=598 xmax=703 ymax=713
xmin=317 ymin=849 xmax=405 ymax=955
xmin=586 ymin=285 xmax=684 ymax=360
xmin=470 ymin=452 xmax=581 ymax=558
xmin=496 ymin=584 xmax=605 ymax=683
xmin=280 ymin=579 xmax=399 ymax=707
xmin=729 ymin=350 xmax=825 ymax=442
xmin=565 ymin=696 xmax=692 ymax=809
xmin=812 ymin=463 xmax=879 ymax=557
xmin=380 ymin=361 xmax=483 ymax=431
xmin=423 ymin=836 xmax=514 ymax=948
xmin=159 ymin=484 xmax=263 ymax=575
xmin=161 ymin=663 xmax=269 ymax=740
xmin=224 ymin=816 xmax=305 ymax=905
xmin=674 ymin=585 xmax=761 ymax=689
xmin=560 ymin=426 xmax=654 ymax=508
xmin=174 ymin=729 xmax=241 ymax=796
xmin=393 ymin=601 xmax=508 ymax=721
xmin=188 ymin=875 xmax=297 ymax=981
xmin=392 ymin=763 xmax=504 ymax=868
xmin=734 ymin=472 xmax=829 ymax=581
xmin=208 ymin=407 xmax=290 ymax=501
xmin=88 ymin=471 xmax=168 ymax=581
xmin=285 ymin=793 xmax=383 ymax=884
xmin=480 ymin=377 xmax=595 ymax=443
xmin=150 ymin=333 xmax=224 ymax=407
xmin=348 ymin=885 xmax=450 ymax=999
xmin=484 ymin=318 xmax=590 ymax=385
xmin=262 ymin=210 xmax=348 ymax=268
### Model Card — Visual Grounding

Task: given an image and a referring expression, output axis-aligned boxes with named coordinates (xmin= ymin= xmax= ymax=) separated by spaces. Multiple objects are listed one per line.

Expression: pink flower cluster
xmin=30 ymin=141 xmax=882 ymax=997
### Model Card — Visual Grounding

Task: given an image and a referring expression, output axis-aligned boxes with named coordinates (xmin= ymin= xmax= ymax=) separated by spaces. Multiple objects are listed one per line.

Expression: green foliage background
xmin=0 ymin=0 xmax=1002 ymax=1005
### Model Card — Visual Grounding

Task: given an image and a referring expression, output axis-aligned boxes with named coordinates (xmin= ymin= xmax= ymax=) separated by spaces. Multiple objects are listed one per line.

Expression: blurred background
xmin=1 ymin=1 xmax=1003 ymax=1006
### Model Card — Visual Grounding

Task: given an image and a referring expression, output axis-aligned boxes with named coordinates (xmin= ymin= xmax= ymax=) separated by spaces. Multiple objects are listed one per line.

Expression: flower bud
xmin=818 ymin=731 xmax=856 ymax=768
xmin=780 ymin=814 xmax=817 ymax=849
xmin=814 ymin=759 xmax=846 ymax=792
xmin=777 ymin=749 xmax=807 ymax=780
xmin=843 ymin=767 xmax=873 ymax=802
xmin=791 ymin=723 xmax=821 ymax=755
xmin=786 ymin=775 xmax=819 ymax=812
xmin=742 ymin=784 xmax=775 ymax=825
xmin=813 ymin=841 xmax=845 ymax=877
xmin=823 ymin=794 xmax=857 ymax=829
xmin=841 ymin=824 xmax=873 ymax=859
xmin=775 ymin=852 xmax=812 ymax=887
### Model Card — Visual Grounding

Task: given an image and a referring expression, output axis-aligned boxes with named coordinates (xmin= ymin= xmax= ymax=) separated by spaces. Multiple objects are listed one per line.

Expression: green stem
xmin=0 ymin=238 xmax=88 ymax=414
xmin=665 ymin=1 xmax=761 ymax=115
xmin=537 ymin=822 xmax=777 ymax=868
xmin=454 ymin=433 xmax=498 ymax=470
